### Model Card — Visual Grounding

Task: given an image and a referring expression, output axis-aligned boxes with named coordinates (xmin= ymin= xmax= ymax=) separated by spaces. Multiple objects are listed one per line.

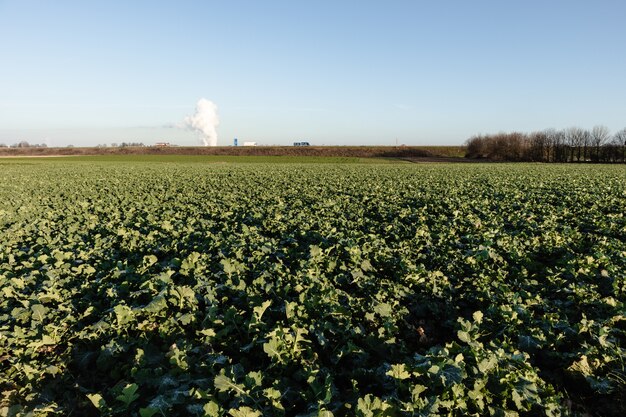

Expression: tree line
xmin=0 ymin=141 xmax=48 ymax=148
xmin=0 ymin=141 xmax=147 ymax=148
xmin=465 ymin=126 xmax=626 ymax=163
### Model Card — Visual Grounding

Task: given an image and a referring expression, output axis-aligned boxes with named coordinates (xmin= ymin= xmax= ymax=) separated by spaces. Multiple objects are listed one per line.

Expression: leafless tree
xmin=565 ymin=127 xmax=589 ymax=162
xmin=528 ymin=131 xmax=548 ymax=161
xmin=614 ymin=128 xmax=626 ymax=163
xmin=507 ymin=132 xmax=528 ymax=161
xmin=581 ymin=129 xmax=592 ymax=162
xmin=549 ymin=129 xmax=568 ymax=162
xmin=464 ymin=126 xmax=625 ymax=163
xmin=465 ymin=135 xmax=487 ymax=159
xmin=540 ymin=130 xmax=551 ymax=162
xmin=590 ymin=125 xmax=611 ymax=162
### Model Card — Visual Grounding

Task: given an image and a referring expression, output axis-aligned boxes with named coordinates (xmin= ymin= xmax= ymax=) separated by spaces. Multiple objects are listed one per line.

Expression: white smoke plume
xmin=183 ymin=98 xmax=220 ymax=146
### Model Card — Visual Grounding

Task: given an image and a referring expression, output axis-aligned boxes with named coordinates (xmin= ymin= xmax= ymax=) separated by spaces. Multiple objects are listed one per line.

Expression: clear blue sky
xmin=1 ymin=0 xmax=625 ymax=147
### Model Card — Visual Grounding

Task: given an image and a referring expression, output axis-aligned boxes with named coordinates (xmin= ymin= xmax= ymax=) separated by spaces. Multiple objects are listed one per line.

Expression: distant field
xmin=0 ymin=145 xmax=466 ymax=159
xmin=0 ymin=154 xmax=406 ymax=164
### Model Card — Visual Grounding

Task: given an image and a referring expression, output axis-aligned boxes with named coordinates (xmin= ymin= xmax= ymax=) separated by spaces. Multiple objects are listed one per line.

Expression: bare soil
xmin=0 ymin=146 xmax=466 ymax=159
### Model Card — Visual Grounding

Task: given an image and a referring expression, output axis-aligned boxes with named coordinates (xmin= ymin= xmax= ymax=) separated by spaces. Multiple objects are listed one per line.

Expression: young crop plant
xmin=0 ymin=160 xmax=624 ymax=416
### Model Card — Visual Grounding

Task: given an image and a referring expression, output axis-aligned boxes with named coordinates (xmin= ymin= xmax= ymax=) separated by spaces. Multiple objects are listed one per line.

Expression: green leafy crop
xmin=0 ymin=160 xmax=625 ymax=416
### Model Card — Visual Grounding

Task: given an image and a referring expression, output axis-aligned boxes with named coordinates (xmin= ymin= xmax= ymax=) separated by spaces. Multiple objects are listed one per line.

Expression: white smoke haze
xmin=183 ymin=98 xmax=220 ymax=146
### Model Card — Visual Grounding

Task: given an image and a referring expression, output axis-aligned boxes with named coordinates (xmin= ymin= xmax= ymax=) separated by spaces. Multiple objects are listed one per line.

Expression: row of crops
xmin=1 ymin=160 xmax=625 ymax=416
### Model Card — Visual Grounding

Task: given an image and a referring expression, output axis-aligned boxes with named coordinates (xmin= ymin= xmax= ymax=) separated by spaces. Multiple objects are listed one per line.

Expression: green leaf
xmin=511 ymin=390 xmax=525 ymax=410
xmin=309 ymin=245 xmax=322 ymax=257
xmin=116 ymin=383 xmax=139 ymax=407
xmin=386 ymin=364 xmax=411 ymax=380
xmin=221 ymin=259 xmax=236 ymax=275
xmin=31 ymin=304 xmax=48 ymax=321
xmin=143 ymin=295 xmax=167 ymax=314
xmin=360 ymin=259 xmax=373 ymax=271
xmin=143 ymin=254 xmax=158 ymax=268
xmin=203 ymin=401 xmax=220 ymax=416
xmin=440 ymin=364 xmax=463 ymax=386
xmin=178 ymin=313 xmax=194 ymax=325
xmin=473 ymin=310 xmax=483 ymax=324
xmin=139 ymin=407 xmax=159 ymax=417
xmin=253 ymin=300 xmax=272 ymax=322
xmin=477 ymin=356 xmax=497 ymax=373
xmin=228 ymin=406 xmax=261 ymax=417
xmin=263 ymin=337 xmax=283 ymax=362
xmin=568 ymin=355 xmax=594 ymax=376
xmin=428 ymin=365 xmax=440 ymax=374
xmin=245 ymin=371 xmax=263 ymax=387
xmin=374 ymin=303 xmax=392 ymax=318
xmin=214 ymin=373 xmax=246 ymax=396
xmin=457 ymin=330 xmax=471 ymax=343
xmin=87 ymin=393 xmax=106 ymax=410
xmin=114 ymin=304 xmax=134 ymax=325
xmin=356 ymin=394 xmax=392 ymax=416
xmin=411 ymin=384 xmax=427 ymax=401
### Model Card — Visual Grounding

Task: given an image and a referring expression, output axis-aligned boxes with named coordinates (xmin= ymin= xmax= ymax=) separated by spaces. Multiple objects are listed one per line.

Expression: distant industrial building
xmin=243 ymin=142 xmax=258 ymax=146
xmin=294 ymin=141 xmax=310 ymax=146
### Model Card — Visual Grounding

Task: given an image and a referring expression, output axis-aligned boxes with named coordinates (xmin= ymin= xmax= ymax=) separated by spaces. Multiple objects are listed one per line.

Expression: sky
xmin=1 ymin=0 xmax=625 ymax=147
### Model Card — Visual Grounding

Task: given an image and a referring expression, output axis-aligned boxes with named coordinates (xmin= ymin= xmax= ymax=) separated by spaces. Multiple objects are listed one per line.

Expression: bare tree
xmin=552 ymin=129 xmax=569 ymax=162
xmin=508 ymin=132 xmax=528 ymax=161
xmin=14 ymin=141 xmax=31 ymax=148
xmin=465 ymin=135 xmax=487 ymax=159
xmin=528 ymin=131 xmax=548 ymax=161
xmin=543 ymin=129 xmax=557 ymax=162
xmin=565 ymin=127 xmax=589 ymax=162
xmin=614 ymin=128 xmax=626 ymax=163
xmin=582 ymin=129 xmax=591 ymax=161
xmin=464 ymin=126 xmax=625 ymax=164
xmin=590 ymin=125 xmax=611 ymax=162
xmin=578 ymin=129 xmax=590 ymax=161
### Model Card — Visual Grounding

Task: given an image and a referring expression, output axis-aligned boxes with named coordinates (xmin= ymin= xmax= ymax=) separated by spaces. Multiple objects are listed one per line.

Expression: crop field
xmin=1 ymin=159 xmax=625 ymax=416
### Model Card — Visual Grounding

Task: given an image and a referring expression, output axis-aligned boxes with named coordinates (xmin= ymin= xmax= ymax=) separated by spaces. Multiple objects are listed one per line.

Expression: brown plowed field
xmin=0 ymin=145 xmax=465 ymax=159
